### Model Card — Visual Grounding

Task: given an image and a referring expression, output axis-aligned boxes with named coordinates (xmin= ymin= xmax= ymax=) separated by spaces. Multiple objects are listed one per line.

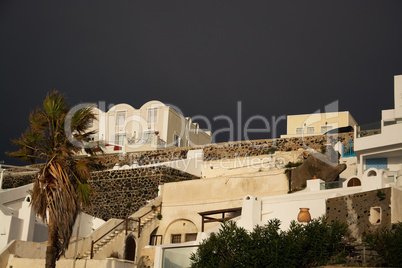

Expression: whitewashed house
xmin=84 ymin=100 xmax=211 ymax=155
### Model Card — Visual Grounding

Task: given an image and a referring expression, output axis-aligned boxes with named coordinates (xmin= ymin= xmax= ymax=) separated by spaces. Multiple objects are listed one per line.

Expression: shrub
xmin=266 ymin=147 xmax=278 ymax=154
xmin=108 ymin=251 xmax=119 ymax=258
xmin=190 ymin=217 xmax=347 ymax=268
xmin=364 ymin=223 xmax=402 ymax=267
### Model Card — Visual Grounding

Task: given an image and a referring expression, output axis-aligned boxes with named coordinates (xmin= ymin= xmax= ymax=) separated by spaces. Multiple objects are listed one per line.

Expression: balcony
xmin=356 ymin=121 xmax=381 ymax=138
xmin=320 ymin=181 xmax=343 ymax=190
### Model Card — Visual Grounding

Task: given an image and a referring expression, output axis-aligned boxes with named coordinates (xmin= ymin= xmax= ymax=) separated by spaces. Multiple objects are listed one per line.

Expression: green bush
xmin=190 ymin=217 xmax=347 ymax=268
xmin=266 ymin=147 xmax=278 ymax=154
xmin=364 ymin=223 xmax=402 ymax=267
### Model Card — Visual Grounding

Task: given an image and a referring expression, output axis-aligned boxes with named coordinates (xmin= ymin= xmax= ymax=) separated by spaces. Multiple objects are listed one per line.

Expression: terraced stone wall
xmin=85 ymin=166 xmax=200 ymax=220
xmin=2 ymin=174 xmax=36 ymax=189
xmin=97 ymin=133 xmax=354 ymax=167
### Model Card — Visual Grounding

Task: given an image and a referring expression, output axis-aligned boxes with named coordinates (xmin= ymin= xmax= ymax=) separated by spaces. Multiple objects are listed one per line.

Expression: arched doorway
xmin=125 ymin=236 xmax=136 ymax=261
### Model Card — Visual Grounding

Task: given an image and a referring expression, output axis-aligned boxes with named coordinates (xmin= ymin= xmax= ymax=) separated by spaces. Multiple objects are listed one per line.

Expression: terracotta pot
xmin=297 ymin=208 xmax=311 ymax=223
xmin=155 ymin=131 xmax=159 ymax=135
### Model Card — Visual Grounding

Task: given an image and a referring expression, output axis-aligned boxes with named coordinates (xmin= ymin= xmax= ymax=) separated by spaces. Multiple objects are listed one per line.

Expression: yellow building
xmin=281 ymin=111 xmax=357 ymax=138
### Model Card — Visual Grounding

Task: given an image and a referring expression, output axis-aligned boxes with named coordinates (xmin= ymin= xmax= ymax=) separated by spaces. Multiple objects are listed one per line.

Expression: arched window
xmin=347 ymin=177 xmax=361 ymax=187
xmin=149 ymin=227 xmax=162 ymax=246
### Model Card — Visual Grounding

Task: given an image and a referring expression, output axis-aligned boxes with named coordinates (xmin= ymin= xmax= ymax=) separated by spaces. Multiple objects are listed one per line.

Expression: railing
xmin=356 ymin=121 xmax=381 ymax=138
xmin=90 ymin=217 xmax=136 ymax=259
xmin=137 ymin=203 xmax=162 ymax=238
xmin=343 ymin=140 xmax=356 ymax=157
xmin=127 ymin=136 xmax=166 ymax=145
xmin=320 ymin=181 xmax=343 ymax=190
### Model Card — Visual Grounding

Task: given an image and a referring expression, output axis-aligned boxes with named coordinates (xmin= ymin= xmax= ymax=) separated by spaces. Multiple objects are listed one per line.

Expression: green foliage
xmin=190 ymin=217 xmax=347 ymax=268
xmin=284 ymin=162 xmax=304 ymax=168
xmin=364 ymin=223 xmax=402 ymax=267
xmin=266 ymin=146 xmax=278 ymax=154
xmin=376 ymin=190 xmax=386 ymax=201
xmin=157 ymin=213 xmax=163 ymax=220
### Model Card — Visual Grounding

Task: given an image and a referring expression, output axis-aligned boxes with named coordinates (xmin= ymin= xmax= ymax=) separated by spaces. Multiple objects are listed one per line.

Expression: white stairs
xmin=82 ymin=229 xmax=123 ymax=259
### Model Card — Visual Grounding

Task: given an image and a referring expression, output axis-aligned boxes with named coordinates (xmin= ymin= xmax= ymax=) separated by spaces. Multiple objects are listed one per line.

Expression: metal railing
xmin=90 ymin=217 xmax=136 ymax=259
xmin=137 ymin=203 xmax=162 ymax=238
xmin=343 ymin=140 xmax=356 ymax=157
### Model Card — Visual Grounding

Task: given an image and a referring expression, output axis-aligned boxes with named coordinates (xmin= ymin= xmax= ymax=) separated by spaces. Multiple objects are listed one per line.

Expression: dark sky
xmin=1 ymin=0 xmax=402 ymax=165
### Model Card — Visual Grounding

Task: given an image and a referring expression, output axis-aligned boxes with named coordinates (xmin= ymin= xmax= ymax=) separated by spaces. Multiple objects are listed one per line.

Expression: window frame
xmin=171 ymin=234 xmax=182 ymax=244
xmin=116 ymin=111 xmax=126 ymax=126
xmin=147 ymin=107 xmax=158 ymax=124
xmin=296 ymin=127 xmax=303 ymax=135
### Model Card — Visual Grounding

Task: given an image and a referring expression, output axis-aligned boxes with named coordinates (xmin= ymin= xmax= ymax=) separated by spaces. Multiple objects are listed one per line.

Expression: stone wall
xmin=326 ymin=187 xmax=392 ymax=241
xmin=202 ymin=133 xmax=352 ymax=160
xmin=84 ymin=166 xmax=200 ymax=220
xmin=97 ymin=133 xmax=354 ymax=167
xmin=2 ymin=174 xmax=36 ymax=189
xmin=3 ymin=133 xmax=353 ymax=190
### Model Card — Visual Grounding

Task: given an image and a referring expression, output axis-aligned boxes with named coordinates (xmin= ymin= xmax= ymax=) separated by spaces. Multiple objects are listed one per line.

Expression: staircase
xmin=81 ymin=229 xmax=123 ymax=259
xmin=80 ymin=218 xmax=138 ymax=259
xmin=137 ymin=205 xmax=161 ymax=238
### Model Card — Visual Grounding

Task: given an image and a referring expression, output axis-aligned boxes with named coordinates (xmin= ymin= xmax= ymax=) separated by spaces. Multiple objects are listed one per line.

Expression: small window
xmin=171 ymin=234 xmax=181 ymax=244
xmin=150 ymin=235 xmax=162 ymax=246
xmin=147 ymin=107 xmax=158 ymax=124
xmin=347 ymin=177 xmax=361 ymax=187
xmin=369 ymin=207 xmax=382 ymax=225
xmin=307 ymin=127 xmax=315 ymax=134
xmin=367 ymin=170 xmax=377 ymax=177
xmin=185 ymin=233 xmax=197 ymax=242
xmin=321 ymin=125 xmax=333 ymax=133
xmin=116 ymin=111 xmax=125 ymax=126
xmin=296 ymin=127 xmax=303 ymax=135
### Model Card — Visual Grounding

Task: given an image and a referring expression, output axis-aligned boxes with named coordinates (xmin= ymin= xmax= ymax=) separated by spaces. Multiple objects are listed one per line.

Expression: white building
xmin=85 ymin=100 xmax=211 ymax=154
xmin=354 ymin=75 xmax=402 ymax=182
xmin=0 ymin=165 xmax=105 ymax=261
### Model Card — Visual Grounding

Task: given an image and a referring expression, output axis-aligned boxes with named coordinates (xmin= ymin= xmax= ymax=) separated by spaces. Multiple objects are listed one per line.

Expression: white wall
xmin=72 ymin=212 xmax=106 ymax=238
xmin=260 ymin=184 xmax=362 ymax=231
xmin=388 ymin=156 xmax=402 ymax=173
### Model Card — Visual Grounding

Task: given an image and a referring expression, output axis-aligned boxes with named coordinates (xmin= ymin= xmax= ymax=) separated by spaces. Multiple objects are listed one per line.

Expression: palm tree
xmin=9 ymin=91 xmax=100 ymax=268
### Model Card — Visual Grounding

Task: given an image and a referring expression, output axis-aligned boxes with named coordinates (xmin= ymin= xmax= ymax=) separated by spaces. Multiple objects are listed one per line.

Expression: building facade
xmin=282 ymin=111 xmax=357 ymax=138
xmin=85 ymin=100 xmax=211 ymax=154
xmin=354 ymin=75 xmax=402 ymax=179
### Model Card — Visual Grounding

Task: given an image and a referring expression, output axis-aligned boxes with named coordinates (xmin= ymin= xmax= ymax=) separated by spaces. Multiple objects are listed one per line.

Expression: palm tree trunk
xmin=46 ymin=217 xmax=58 ymax=268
